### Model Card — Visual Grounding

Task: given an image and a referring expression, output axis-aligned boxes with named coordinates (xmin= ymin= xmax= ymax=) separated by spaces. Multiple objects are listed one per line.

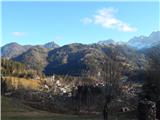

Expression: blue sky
xmin=2 ymin=1 xmax=159 ymax=46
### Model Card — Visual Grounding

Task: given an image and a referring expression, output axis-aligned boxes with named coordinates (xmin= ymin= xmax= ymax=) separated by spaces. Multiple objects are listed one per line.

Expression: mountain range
xmin=1 ymin=31 xmax=160 ymax=79
xmin=1 ymin=41 xmax=59 ymax=59
xmin=98 ymin=31 xmax=160 ymax=49
xmin=127 ymin=31 xmax=160 ymax=49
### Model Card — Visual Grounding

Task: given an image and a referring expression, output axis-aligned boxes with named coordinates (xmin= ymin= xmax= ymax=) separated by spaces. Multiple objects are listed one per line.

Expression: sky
xmin=1 ymin=1 xmax=160 ymax=46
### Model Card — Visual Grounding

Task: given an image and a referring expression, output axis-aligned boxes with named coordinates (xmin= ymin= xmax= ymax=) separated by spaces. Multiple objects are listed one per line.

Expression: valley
xmin=1 ymin=31 xmax=160 ymax=120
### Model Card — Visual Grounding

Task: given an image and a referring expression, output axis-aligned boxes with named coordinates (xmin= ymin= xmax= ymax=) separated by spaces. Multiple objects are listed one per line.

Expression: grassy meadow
xmin=3 ymin=77 xmax=40 ymax=90
xmin=1 ymin=96 xmax=137 ymax=120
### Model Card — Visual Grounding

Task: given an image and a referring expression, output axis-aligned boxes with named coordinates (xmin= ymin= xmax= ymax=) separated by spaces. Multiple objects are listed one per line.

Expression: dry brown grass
xmin=3 ymin=76 xmax=40 ymax=90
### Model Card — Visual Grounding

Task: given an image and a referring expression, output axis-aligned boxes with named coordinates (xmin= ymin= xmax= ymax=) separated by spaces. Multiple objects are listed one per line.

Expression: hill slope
xmin=44 ymin=43 xmax=147 ymax=78
xmin=13 ymin=46 xmax=49 ymax=72
xmin=1 ymin=41 xmax=59 ymax=59
xmin=1 ymin=42 xmax=32 ymax=59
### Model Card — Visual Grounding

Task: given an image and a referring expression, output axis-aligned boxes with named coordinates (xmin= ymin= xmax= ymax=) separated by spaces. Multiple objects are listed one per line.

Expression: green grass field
xmin=1 ymin=96 xmax=137 ymax=120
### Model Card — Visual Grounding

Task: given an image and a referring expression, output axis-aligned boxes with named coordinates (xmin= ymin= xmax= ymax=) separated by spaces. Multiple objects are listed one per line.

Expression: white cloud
xmin=118 ymin=23 xmax=137 ymax=32
xmin=82 ymin=8 xmax=137 ymax=32
xmin=82 ymin=17 xmax=93 ymax=25
xmin=94 ymin=8 xmax=119 ymax=28
xmin=12 ymin=32 xmax=27 ymax=37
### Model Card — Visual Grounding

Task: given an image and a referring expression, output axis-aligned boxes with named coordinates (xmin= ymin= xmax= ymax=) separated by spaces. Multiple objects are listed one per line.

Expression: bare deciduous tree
xmin=103 ymin=49 xmax=122 ymax=120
